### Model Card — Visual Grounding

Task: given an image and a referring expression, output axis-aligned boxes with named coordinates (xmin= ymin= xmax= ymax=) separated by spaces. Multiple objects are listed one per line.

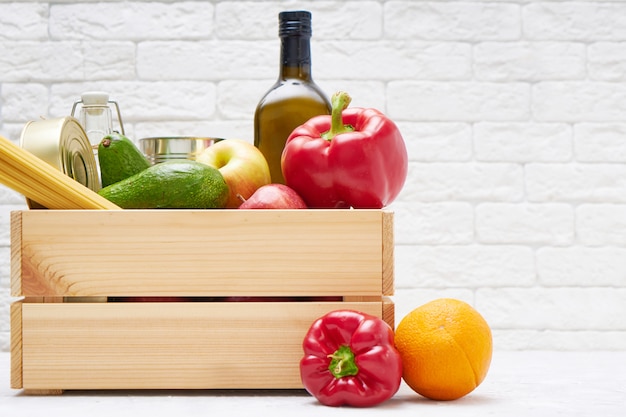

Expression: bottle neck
xmin=279 ymin=35 xmax=312 ymax=80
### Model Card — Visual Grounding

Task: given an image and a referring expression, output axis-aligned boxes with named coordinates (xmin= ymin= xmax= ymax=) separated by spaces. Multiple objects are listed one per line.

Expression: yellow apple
xmin=196 ymin=139 xmax=271 ymax=208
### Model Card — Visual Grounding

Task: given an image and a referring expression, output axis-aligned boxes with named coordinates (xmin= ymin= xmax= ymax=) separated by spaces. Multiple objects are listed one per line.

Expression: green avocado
xmin=98 ymin=132 xmax=151 ymax=187
xmin=98 ymin=160 xmax=229 ymax=209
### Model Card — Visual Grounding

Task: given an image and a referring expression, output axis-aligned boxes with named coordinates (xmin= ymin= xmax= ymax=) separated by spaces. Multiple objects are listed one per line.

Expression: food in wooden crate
xmin=238 ymin=184 xmax=306 ymax=209
xmin=281 ymin=91 xmax=408 ymax=209
xmin=98 ymin=160 xmax=228 ymax=209
xmin=196 ymin=138 xmax=271 ymax=208
xmin=98 ymin=132 xmax=151 ymax=187
xmin=0 ymin=133 xmax=119 ymax=210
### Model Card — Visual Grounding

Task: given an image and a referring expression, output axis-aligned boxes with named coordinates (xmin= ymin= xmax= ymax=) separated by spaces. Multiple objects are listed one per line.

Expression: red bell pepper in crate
xmin=300 ymin=310 xmax=402 ymax=407
xmin=281 ymin=91 xmax=408 ymax=208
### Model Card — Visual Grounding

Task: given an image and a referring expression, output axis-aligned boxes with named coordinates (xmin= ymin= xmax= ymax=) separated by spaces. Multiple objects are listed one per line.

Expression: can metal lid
xmin=20 ymin=116 xmax=100 ymax=209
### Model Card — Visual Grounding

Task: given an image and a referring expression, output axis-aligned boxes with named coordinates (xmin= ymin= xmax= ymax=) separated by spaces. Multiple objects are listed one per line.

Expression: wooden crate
xmin=10 ymin=209 xmax=394 ymax=393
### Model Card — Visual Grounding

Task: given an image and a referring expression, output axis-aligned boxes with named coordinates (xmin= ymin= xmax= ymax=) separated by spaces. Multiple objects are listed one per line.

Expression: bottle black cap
xmin=279 ymin=10 xmax=312 ymax=37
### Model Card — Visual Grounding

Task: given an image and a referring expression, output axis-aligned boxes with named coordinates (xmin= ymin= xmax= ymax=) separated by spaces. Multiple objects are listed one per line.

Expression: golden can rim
xmin=19 ymin=116 xmax=99 ymax=209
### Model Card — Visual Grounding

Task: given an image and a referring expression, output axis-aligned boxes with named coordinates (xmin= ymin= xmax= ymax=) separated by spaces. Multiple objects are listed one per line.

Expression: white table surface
xmin=2 ymin=351 xmax=625 ymax=416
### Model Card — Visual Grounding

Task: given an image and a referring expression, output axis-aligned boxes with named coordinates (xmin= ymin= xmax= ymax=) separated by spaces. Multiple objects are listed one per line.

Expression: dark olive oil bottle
xmin=254 ymin=10 xmax=331 ymax=184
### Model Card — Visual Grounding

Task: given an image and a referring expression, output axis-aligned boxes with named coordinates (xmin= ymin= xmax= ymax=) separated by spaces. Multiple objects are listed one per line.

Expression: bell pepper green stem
xmin=321 ymin=91 xmax=354 ymax=141
xmin=327 ymin=345 xmax=359 ymax=378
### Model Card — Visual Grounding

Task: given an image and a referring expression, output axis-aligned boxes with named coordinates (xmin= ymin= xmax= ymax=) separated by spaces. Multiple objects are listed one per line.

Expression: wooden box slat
xmin=16 ymin=300 xmax=385 ymax=390
xmin=12 ymin=210 xmax=393 ymax=298
xmin=10 ymin=300 xmax=22 ymax=390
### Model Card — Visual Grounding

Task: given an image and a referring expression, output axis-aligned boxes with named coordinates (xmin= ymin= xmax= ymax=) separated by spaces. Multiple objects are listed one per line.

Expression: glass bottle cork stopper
xmin=81 ymin=91 xmax=109 ymax=106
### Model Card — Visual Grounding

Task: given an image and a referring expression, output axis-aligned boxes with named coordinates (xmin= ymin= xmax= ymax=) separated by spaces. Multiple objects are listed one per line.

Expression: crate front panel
xmin=17 ymin=300 xmax=387 ymax=390
xmin=13 ymin=210 xmax=392 ymax=297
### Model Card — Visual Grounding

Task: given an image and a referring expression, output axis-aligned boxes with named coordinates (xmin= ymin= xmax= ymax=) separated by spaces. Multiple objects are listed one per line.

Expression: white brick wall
xmin=1 ymin=0 xmax=626 ymax=351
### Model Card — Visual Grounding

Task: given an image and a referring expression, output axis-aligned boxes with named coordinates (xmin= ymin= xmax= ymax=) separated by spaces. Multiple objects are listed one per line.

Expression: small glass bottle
xmin=254 ymin=10 xmax=331 ymax=184
xmin=71 ymin=91 xmax=125 ymax=186
xmin=75 ymin=91 xmax=114 ymax=148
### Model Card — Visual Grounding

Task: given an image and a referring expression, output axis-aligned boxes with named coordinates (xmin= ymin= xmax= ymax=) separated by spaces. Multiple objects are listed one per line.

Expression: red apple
xmin=196 ymin=139 xmax=271 ymax=208
xmin=239 ymin=184 xmax=307 ymax=209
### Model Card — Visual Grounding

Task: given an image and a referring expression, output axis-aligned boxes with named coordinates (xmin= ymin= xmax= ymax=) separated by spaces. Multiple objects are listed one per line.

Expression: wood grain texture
xmin=382 ymin=211 xmax=394 ymax=296
xmin=13 ymin=298 xmax=65 ymax=394
xmin=20 ymin=301 xmax=386 ymax=390
xmin=13 ymin=209 xmax=396 ymax=392
xmin=383 ymin=296 xmax=395 ymax=330
xmin=22 ymin=389 xmax=64 ymax=395
xmin=16 ymin=209 xmax=390 ymax=298
xmin=10 ymin=301 xmax=22 ymax=389
xmin=10 ymin=211 xmax=22 ymax=297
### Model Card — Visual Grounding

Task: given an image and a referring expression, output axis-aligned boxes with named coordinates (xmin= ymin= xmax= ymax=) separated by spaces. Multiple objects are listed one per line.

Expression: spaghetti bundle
xmin=0 ymin=135 xmax=120 ymax=210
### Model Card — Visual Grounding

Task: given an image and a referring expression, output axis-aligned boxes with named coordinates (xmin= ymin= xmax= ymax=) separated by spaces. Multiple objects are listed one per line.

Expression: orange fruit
xmin=394 ymin=298 xmax=493 ymax=401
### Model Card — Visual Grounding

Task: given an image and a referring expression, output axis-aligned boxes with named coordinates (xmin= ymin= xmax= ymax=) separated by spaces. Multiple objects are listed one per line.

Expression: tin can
xmin=20 ymin=116 xmax=100 ymax=208
xmin=139 ymin=136 xmax=223 ymax=165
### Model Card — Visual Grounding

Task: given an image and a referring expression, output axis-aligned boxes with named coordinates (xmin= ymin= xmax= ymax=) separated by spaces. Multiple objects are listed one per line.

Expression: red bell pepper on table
xmin=281 ymin=91 xmax=408 ymax=208
xmin=300 ymin=310 xmax=402 ymax=407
